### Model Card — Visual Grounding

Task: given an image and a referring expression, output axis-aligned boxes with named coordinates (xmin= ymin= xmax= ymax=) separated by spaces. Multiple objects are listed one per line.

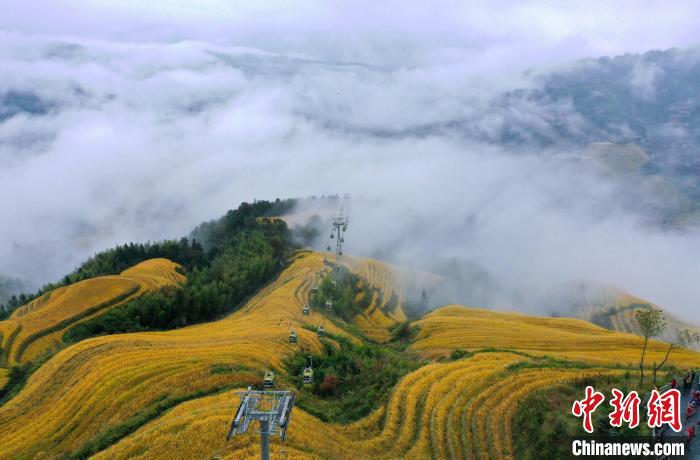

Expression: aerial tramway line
xmin=226 ymin=195 xmax=352 ymax=460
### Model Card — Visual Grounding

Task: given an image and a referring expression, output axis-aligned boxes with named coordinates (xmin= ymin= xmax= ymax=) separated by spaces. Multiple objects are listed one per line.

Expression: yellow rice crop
xmin=0 ymin=253 xmax=354 ymax=459
xmin=411 ymin=305 xmax=700 ymax=367
xmin=466 ymin=367 xmax=623 ymax=459
xmin=341 ymin=256 xmax=409 ymax=341
xmin=1 ymin=278 xmax=139 ymax=366
xmin=0 ymin=258 xmax=184 ymax=366
xmin=121 ymin=258 xmax=186 ymax=288
xmin=0 ymin=367 xmax=8 ymax=390
xmin=94 ymin=351 xmax=622 ymax=460
xmin=352 ymin=312 xmax=392 ymax=342
xmin=5 ymin=253 xmax=699 ymax=459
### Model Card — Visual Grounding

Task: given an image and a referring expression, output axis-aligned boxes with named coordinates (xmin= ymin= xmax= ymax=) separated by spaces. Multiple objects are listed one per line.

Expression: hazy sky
xmin=1 ymin=1 xmax=700 ymax=319
xmin=3 ymin=1 xmax=700 ymax=64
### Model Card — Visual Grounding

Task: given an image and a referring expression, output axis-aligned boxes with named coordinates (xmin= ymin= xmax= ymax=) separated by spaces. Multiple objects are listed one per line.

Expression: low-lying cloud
xmin=1 ymin=2 xmax=699 ymax=321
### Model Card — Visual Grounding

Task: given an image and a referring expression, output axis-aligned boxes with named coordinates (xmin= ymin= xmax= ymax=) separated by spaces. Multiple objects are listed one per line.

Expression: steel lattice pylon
xmin=227 ymin=387 xmax=295 ymax=460
xmin=329 ymin=194 xmax=350 ymax=262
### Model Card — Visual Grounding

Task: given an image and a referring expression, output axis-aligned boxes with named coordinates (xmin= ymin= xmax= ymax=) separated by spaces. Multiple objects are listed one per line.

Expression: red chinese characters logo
xmin=647 ymin=388 xmax=682 ymax=432
xmin=609 ymin=388 xmax=641 ymax=429
xmin=572 ymin=387 xmax=683 ymax=433
xmin=572 ymin=385 xmax=605 ymax=433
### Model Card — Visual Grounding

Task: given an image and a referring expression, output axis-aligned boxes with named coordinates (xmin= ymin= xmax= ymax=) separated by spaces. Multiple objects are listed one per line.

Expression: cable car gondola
xmin=302 ymin=356 xmax=314 ymax=385
xmin=264 ymin=371 xmax=275 ymax=388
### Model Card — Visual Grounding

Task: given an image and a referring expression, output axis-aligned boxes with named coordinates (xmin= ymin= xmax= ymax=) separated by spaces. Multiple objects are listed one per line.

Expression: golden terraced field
xmin=0 ymin=253 xmax=354 ymax=459
xmin=0 ymin=367 xmax=8 ymax=390
xmin=0 ymin=258 xmax=184 ymax=366
xmin=94 ymin=352 xmax=623 ymax=459
xmin=411 ymin=305 xmax=700 ymax=366
xmin=342 ymin=256 xmax=409 ymax=342
xmin=2 ymin=252 xmax=698 ymax=459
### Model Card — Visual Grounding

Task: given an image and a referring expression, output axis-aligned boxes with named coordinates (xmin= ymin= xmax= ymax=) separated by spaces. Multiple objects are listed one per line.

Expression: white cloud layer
xmin=1 ymin=1 xmax=699 ymax=319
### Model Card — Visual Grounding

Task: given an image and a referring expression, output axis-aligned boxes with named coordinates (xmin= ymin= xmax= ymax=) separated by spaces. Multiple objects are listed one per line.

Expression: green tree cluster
xmin=62 ymin=201 xmax=293 ymax=342
xmin=286 ymin=336 xmax=420 ymax=423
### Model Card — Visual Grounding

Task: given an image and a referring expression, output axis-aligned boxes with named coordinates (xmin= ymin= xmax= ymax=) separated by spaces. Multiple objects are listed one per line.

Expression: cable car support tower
xmin=227 ymin=387 xmax=295 ymax=460
xmin=329 ymin=194 xmax=351 ymax=267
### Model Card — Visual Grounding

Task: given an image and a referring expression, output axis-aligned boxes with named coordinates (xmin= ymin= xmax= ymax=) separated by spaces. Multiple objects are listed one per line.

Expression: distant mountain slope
xmin=499 ymin=48 xmax=700 ymax=171
xmin=0 ymin=258 xmax=184 ymax=366
xmin=572 ymin=288 xmax=700 ymax=352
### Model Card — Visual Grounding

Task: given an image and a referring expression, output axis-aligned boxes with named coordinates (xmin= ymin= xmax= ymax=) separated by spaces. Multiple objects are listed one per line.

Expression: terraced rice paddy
xmin=0 ymin=253 xmax=350 ymax=459
xmin=2 ymin=252 xmax=698 ymax=459
xmin=95 ymin=352 xmax=622 ymax=460
xmin=342 ymin=256 xmax=409 ymax=342
xmin=576 ymin=290 xmax=700 ymax=351
xmin=411 ymin=305 xmax=700 ymax=366
xmin=0 ymin=367 xmax=8 ymax=390
xmin=0 ymin=258 xmax=185 ymax=366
